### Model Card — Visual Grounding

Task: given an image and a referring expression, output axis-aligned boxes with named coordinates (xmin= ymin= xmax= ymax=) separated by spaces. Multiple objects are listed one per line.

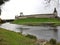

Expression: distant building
xmin=20 ymin=12 xmax=24 ymax=16
xmin=15 ymin=8 xmax=58 ymax=19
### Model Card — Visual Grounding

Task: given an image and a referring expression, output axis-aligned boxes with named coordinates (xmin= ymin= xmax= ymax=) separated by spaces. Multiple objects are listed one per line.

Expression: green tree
xmin=44 ymin=0 xmax=51 ymax=7
xmin=25 ymin=34 xmax=37 ymax=40
xmin=0 ymin=0 xmax=9 ymax=15
xmin=44 ymin=0 xmax=51 ymax=3
xmin=0 ymin=0 xmax=9 ymax=5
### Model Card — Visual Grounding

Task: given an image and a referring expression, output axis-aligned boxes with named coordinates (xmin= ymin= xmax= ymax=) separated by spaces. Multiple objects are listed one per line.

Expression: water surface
xmin=0 ymin=22 xmax=60 ymax=41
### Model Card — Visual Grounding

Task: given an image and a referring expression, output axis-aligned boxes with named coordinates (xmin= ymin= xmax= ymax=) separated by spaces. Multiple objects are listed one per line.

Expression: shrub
xmin=25 ymin=34 xmax=37 ymax=40
xmin=49 ymin=38 xmax=56 ymax=45
xmin=0 ymin=18 xmax=3 ymax=23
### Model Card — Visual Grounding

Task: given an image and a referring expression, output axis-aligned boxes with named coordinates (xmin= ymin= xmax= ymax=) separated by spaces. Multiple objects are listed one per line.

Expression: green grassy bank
xmin=12 ymin=18 xmax=60 ymax=26
xmin=0 ymin=28 xmax=36 ymax=45
xmin=0 ymin=28 xmax=60 ymax=45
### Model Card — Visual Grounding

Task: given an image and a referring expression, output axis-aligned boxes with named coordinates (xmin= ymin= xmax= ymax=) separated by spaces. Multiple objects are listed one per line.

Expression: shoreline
xmin=12 ymin=18 xmax=60 ymax=26
xmin=12 ymin=22 xmax=60 ymax=26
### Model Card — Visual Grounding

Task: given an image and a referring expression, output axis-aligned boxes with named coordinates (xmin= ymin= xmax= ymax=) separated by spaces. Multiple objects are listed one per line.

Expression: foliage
xmin=0 ymin=0 xmax=9 ymax=15
xmin=25 ymin=34 xmax=37 ymax=40
xmin=0 ymin=0 xmax=9 ymax=5
xmin=0 ymin=18 xmax=3 ymax=23
xmin=49 ymin=38 xmax=57 ymax=45
xmin=44 ymin=0 xmax=51 ymax=3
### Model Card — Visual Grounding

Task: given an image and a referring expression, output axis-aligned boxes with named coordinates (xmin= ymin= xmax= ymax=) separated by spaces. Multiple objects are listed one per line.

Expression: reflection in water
xmin=49 ymin=26 xmax=58 ymax=40
xmin=0 ymin=23 xmax=59 ymax=41
xmin=23 ymin=26 xmax=58 ymax=41
xmin=17 ymin=27 xmax=30 ymax=34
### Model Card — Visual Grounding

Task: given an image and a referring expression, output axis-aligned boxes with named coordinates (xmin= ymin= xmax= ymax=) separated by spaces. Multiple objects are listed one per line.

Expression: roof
xmin=23 ymin=13 xmax=54 ymax=17
xmin=54 ymin=8 xmax=57 ymax=13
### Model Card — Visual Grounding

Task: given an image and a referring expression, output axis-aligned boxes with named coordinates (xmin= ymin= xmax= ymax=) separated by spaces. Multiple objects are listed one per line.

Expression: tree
xmin=0 ymin=0 xmax=9 ymax=15
xmin=43 ymin=0 xmax=51 ymax=7
xmin=44 ymin=0 xmax=51 ymax=4
xmin=0 ymin=0 xmax=9 ymax=5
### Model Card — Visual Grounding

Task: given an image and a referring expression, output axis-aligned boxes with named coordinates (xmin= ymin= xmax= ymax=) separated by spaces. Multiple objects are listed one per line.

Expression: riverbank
xmin=0 ymin=28 xmax=36 ymax=45
xmin=0 ymin=28 xmax=60 ymax=45
xmin=12 ymin=18 xmax=60 ymax=26
xmin=1 ymin=23 xmax=60 ymax=45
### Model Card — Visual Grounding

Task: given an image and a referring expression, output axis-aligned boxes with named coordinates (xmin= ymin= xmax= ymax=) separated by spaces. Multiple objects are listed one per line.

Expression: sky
xmin=0 ymin=0 xmax=60 ymax=19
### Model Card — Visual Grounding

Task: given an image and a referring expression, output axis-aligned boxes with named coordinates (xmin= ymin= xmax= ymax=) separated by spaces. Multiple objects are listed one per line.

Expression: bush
xmin=0 ymin=18 xmax=3 ymax=23
xmin=49 ymin=38 xmax=56 ymax=45
xmin=25 ymin=34 xmax=37 ymax=40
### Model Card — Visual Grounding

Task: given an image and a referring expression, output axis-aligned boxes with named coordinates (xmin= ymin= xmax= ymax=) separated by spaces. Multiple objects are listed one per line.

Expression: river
xmin=0 ymin=22 xmax=60 ymax=42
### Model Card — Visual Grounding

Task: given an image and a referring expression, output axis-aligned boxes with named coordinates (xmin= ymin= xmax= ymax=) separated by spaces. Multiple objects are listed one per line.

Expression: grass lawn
xmin=12 ymin=18 xmax=60 ymax=26
xmin=0 ymin=28 xmax=36 ymax=45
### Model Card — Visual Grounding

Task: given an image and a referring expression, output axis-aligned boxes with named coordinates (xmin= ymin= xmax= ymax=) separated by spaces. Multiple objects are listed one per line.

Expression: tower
xmin=20 ymin=12 xmax=23 ymax=17
xmin=53 ymin=8 xmax=57 ymax=18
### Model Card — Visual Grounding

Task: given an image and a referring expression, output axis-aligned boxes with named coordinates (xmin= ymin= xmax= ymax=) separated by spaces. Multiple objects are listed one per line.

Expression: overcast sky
xmin=0 ymin=0 xmax=60 ymax=19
